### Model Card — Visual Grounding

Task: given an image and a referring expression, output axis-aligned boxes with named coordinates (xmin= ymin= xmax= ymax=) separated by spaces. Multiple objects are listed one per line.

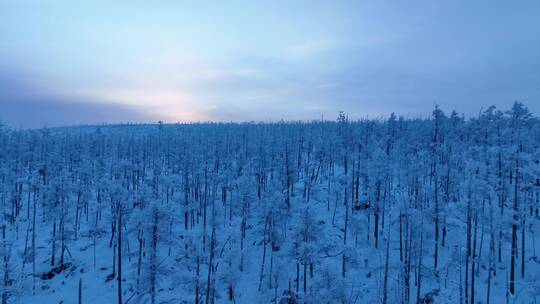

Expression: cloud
xmin=280 ymin=38 xmax=338 ymax=61
xmin=0 ymin=99 xmax=156 ymax=129
xmin=0 ymin=68 xmax=156 ymax=128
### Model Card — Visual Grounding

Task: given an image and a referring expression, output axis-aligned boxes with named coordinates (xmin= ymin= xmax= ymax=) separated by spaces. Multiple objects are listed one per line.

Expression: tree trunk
xmin=195 ymin=254 xmax=200 ymax=304
xmin=434 ymin=172 xmax=439 ymax=270
xmin=383 ymin=230 xmax=390 ymax=304
xmin=510 ymin=164 xmax=519 ymax=295
xmin=78 ymin=278 xmax=83 ymax=304
xmin=521 ymin=218 xmax=525 ymax=279
xmin=2 ymin=226 xmax=10 ymax=304
xmin=465 ymin=196 xmax=472 ymax=303
xmin=151 ymin=209 xmax=158 ymax=304
xmin=117 ymin=205 xmax=122 ymax=304
xmin=205 ymin=228 xmax=216 ymax=304
xmin=471 ymin=213 xmax=478 ymax=304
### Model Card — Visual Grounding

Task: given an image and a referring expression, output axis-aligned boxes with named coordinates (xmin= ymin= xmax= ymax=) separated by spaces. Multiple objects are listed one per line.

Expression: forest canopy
xmin=0 ymin=102 xmax=539 ymax=303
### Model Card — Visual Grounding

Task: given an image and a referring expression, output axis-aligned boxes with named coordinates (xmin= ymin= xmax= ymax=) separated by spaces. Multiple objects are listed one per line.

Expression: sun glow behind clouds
xmin=70 ymin=89 xmax=201 ymax=121
xmin=63 ymin=62 xmax=267 ymax=122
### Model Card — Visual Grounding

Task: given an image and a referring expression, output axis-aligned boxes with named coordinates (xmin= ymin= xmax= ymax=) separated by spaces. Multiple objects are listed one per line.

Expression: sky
xmin=1 ymin=0 xmax=539 ymax=128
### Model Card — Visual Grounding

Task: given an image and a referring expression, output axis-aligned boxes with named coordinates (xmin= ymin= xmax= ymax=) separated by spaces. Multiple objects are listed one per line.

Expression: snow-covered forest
xmin=1 ymin=102 xmax=539 ymax=304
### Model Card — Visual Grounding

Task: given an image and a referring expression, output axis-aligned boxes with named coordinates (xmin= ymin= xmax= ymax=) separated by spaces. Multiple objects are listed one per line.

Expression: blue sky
xmin=1 ymin=1 xmax=539 ymax=127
